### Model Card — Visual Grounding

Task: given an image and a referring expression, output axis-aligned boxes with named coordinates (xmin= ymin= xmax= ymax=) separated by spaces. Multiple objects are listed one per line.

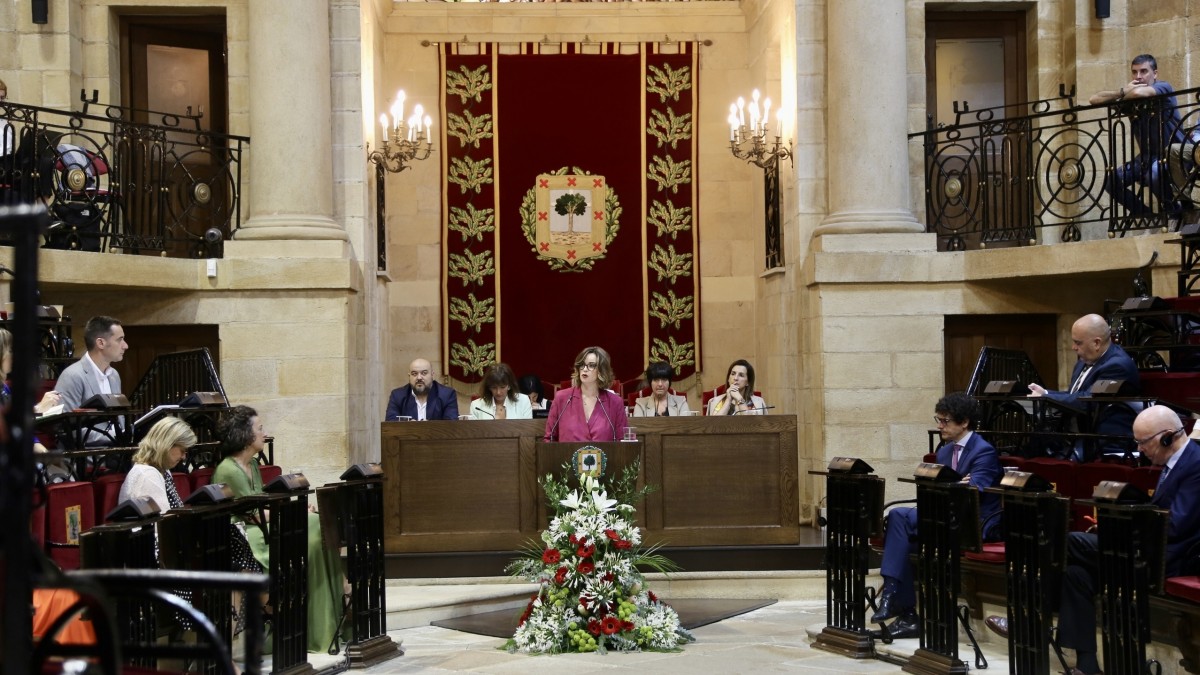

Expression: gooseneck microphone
xmin=597 ymin=392 xmax=617 ymax=441
xmin=546 ymin=388 xmax=575 ymax=441
xmin=733 ymin=405 xmax=776 ymax=415
xmin=475 ymin=407 xmax=495 ymax=419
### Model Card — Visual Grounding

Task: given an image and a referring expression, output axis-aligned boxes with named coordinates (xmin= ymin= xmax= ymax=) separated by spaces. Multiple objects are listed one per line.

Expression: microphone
xmin=475 ymin=407 xmax=495 ymax=419
xmin=733 ymin=405 xmax=776 ymax=415
xmin=547 ymin=389 xmax=575 ymax=441
xmin=597 ymin=393 xmax=617 ymax=441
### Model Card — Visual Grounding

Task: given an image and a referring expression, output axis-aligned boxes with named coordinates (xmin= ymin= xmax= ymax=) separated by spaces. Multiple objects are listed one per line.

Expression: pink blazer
xmin=544 ymin=387 xmax=629 ymax=442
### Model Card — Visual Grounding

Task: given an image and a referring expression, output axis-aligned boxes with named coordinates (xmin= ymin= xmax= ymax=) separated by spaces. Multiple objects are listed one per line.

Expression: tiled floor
xmin=354 ymin=600 xmax=1010 ymax=673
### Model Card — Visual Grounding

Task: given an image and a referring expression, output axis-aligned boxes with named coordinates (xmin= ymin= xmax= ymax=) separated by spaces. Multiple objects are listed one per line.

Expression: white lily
xmin=591 ymin=489 xmax=618 ymax=513
xmin=559 ymin=490 xmax=584 ymax=510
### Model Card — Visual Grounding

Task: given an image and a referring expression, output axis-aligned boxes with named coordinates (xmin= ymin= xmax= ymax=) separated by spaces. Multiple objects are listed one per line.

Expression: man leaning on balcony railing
xmin=1090 ymin=53 xmax=1188 ymax=217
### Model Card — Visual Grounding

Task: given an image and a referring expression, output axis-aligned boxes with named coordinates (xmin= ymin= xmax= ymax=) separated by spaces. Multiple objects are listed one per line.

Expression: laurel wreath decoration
xmin=520 ymin=166 xmax=623 ymax=273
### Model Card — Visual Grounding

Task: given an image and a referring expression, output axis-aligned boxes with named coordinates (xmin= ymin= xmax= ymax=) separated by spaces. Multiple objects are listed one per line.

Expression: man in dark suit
xmin=1054 ymin=405 xmax=1200 ymax=675
xmin=870 ymin=392 xmax=1003 ymax=639
xmin=1028 ymin=313 xmax=1140 ymax=460
xmin=385 ymin=357 xmax=459 ymax=421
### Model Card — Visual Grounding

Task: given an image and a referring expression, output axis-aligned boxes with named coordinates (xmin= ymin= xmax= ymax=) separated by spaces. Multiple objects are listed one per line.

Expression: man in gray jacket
xmin=55 ymin=315 xmax=128 ymax=445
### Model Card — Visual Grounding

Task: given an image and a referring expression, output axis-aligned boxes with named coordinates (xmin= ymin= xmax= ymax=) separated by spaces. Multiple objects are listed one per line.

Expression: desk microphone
xmin=475 ymin=408 xmax=494 ymax=419
xmin=597 ymin=394 xmax=617 ymax=441
xmin=547 ymin=389 xmax=575 ymax=441
xmin=733 ymin=405 xmax=776 ymax=415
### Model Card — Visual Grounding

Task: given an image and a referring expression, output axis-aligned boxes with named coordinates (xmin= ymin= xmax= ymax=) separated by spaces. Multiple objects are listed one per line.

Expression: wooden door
xmin=925 ymin=11 xmax=1029 ymax=250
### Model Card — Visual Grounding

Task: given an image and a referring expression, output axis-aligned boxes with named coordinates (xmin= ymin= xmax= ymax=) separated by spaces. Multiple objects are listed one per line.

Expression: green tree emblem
xmin=554 ymin=192 xmax=588 ymax=233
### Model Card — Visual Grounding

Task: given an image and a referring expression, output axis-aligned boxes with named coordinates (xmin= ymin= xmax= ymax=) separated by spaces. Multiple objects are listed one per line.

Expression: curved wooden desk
xmin=380 ymin=415 xmax=802 ymax=576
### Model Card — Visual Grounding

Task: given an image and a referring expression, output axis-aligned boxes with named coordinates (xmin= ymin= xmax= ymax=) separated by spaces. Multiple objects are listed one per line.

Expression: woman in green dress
xmin=213 ymin=405 xmax=343 ymax=653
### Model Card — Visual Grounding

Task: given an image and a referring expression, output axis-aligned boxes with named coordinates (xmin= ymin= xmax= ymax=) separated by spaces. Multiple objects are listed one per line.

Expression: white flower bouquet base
xmin=504 ymin=463 xmax=694 ymax=654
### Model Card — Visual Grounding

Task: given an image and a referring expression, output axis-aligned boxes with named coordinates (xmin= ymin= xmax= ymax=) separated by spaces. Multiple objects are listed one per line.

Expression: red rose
xmin=623 ymin=620 xmax=635 ymax=632
xmin=601 ymin=615 xmax=622 ymax=635
xmin=605 ymin=529 xmax=621 ymax=540
xmin=587 ymin=619 xmax=602 ymax=636
xmin=614 ymin=540 xmax=632 ymax=550
xmin=648 ymin=591 xmax=658 ymax=603
xmin=554 ymin=566 xmax=568 ymax=584
xmin=518 ymin=597 xmax=536 ymax=626
xmin=577 ymin=543 xmax=596 ymax=558
xmin=577 ymin=561 xmax=595 ymax=575
xmin=542 ymin=548 xmax=561 ymax=564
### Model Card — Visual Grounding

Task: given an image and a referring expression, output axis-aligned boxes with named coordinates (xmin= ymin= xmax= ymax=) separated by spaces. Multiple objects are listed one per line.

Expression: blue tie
xmin=1158 ymin=464 xmax=1171 ymax=490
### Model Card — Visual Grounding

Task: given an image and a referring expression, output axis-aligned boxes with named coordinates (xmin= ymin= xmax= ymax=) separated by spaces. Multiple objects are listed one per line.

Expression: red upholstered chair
xmin=1072 ymin=462 xmax=1135 ymax=530
xmin=999 ymin=455 xmax=1028 ymax=472
xmin=92 ymin=473 xmax=127 ymax=523
xmin=31 ymin=495 xmax=46 ymax=550
xmin=45 ymin=482 xmax=95 ymax=570
xmin=171 ymin=472 xmax=192 ymax=503
xmin=190 ymin=467 xmax=214 ymax=492
xmin=963 ymin=541 xmax=1006 ymax=564
xmin=1165 ymin=576 xmax=1200 ymax=604
xmin=258 ymin=465 xmax=282 ymax=485
xmin=1129 ymin=465 xmax=1163 ymax=496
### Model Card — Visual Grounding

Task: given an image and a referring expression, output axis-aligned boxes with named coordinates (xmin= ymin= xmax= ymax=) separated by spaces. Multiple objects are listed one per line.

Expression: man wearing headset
xmin=1051 ymin=405 xmax=1200 ymax=675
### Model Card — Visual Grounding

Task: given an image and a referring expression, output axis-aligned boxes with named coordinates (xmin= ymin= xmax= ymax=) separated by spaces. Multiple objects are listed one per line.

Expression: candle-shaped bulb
xmin=736 ymin=97 xmax=745 ymax=126
xmin=752 ymin=89 xmax=760 ymax=103
xmin=380 ymin=113 xmax=389 ymax=141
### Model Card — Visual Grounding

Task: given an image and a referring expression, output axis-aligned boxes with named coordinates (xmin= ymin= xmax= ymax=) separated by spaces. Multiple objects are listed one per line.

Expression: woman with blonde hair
xmin=117 ymin=416 xmax=196 ymax=510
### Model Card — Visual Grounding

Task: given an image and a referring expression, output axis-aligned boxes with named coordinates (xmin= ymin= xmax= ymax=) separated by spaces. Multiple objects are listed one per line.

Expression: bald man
xmin=1052 ymin=405 xmax=1200 ymax=675
xmin=1028 ymin=314 xmax=1140 ymax=460
xmin=385 ymin=358 xmax=459 ymax=421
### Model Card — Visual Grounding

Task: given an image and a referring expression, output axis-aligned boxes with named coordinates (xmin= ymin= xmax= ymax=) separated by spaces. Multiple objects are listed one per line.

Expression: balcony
xmin=910 ymin=85 xmax=1200 ymax=251
xmin=0 ymin=92 xmax=246 ymax=258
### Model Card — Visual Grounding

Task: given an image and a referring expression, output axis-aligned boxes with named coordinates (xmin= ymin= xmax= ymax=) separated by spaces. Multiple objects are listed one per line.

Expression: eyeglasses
xmin=933 ymin=416 xmax=953 ymax=426
xmin=578 ymin=362 xmax=599 ymax=371
xmin=1134 ymin=428 xmax=1173 ymax=448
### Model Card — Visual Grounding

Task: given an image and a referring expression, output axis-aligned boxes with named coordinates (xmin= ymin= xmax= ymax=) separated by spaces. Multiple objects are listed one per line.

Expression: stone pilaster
xmin=816 ymin=0 xmax=921 ymax=235
xmin=238 ymin=0 xmax=346 ymax=241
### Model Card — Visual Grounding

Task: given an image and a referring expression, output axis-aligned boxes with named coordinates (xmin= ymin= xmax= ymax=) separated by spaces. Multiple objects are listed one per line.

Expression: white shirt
xmin=1 ymin=119 xmax=13 ymax=156
xmin=85 ymin=351 xmax=114 ymax=395
xmin=118 ymin=463 xmax=170 ymax=513
xmin=416 ymin=397 xmax=428 ymax=421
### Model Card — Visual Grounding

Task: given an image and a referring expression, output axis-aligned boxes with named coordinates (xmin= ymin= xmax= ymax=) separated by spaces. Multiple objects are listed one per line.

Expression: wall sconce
xmin=728 ymin=89 xmax=792 ymax=170
xmin=367 ymin=89 xmax=434 ymax=174
xmin=728 ymin=89 xmax=790 ymax=270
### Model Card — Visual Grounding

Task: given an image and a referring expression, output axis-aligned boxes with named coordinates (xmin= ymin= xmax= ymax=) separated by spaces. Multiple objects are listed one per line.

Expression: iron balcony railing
xmin=911 ymin=84 xmax=1200 ymax=250
xmin=0 ymin=91 xmax=246 ymax=258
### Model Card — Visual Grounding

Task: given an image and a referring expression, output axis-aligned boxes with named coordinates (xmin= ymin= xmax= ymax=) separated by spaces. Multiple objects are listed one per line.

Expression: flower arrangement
xmin=505 ymin=459 xmax=694 ymax=654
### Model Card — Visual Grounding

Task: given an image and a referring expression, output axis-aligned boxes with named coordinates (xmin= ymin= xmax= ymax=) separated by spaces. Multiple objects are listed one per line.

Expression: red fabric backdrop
xmin=440 ymin=43 xmax=700 ymax=388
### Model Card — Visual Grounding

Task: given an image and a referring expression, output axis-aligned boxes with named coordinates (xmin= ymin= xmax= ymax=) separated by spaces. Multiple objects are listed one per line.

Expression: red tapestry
xmin=439 ymin=42 xmax=700 ymax=387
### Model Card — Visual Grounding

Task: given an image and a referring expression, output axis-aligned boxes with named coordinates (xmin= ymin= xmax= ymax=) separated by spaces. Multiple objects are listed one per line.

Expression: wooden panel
xmin=380 ymin=416 xmax=801 ymax=554
xmin=944 ymin=314 xmax=1058 ymax=393
xmin=660 ymin=434 xmax=780 ymax=528
xmin=397 ymin=438 xmax=521 ymax=535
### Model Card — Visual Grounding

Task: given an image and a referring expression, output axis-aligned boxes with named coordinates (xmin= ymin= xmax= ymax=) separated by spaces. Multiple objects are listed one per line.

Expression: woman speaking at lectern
xmin=544 ymin=346 xmax=629 ymax=442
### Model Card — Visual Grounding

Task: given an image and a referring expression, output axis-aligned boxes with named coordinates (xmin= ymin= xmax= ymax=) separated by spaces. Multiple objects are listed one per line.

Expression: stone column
xmin=238 ymin=0 xmax=346 ymax=241
xmin=816 ymin=0 xmax=921 ymax=235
